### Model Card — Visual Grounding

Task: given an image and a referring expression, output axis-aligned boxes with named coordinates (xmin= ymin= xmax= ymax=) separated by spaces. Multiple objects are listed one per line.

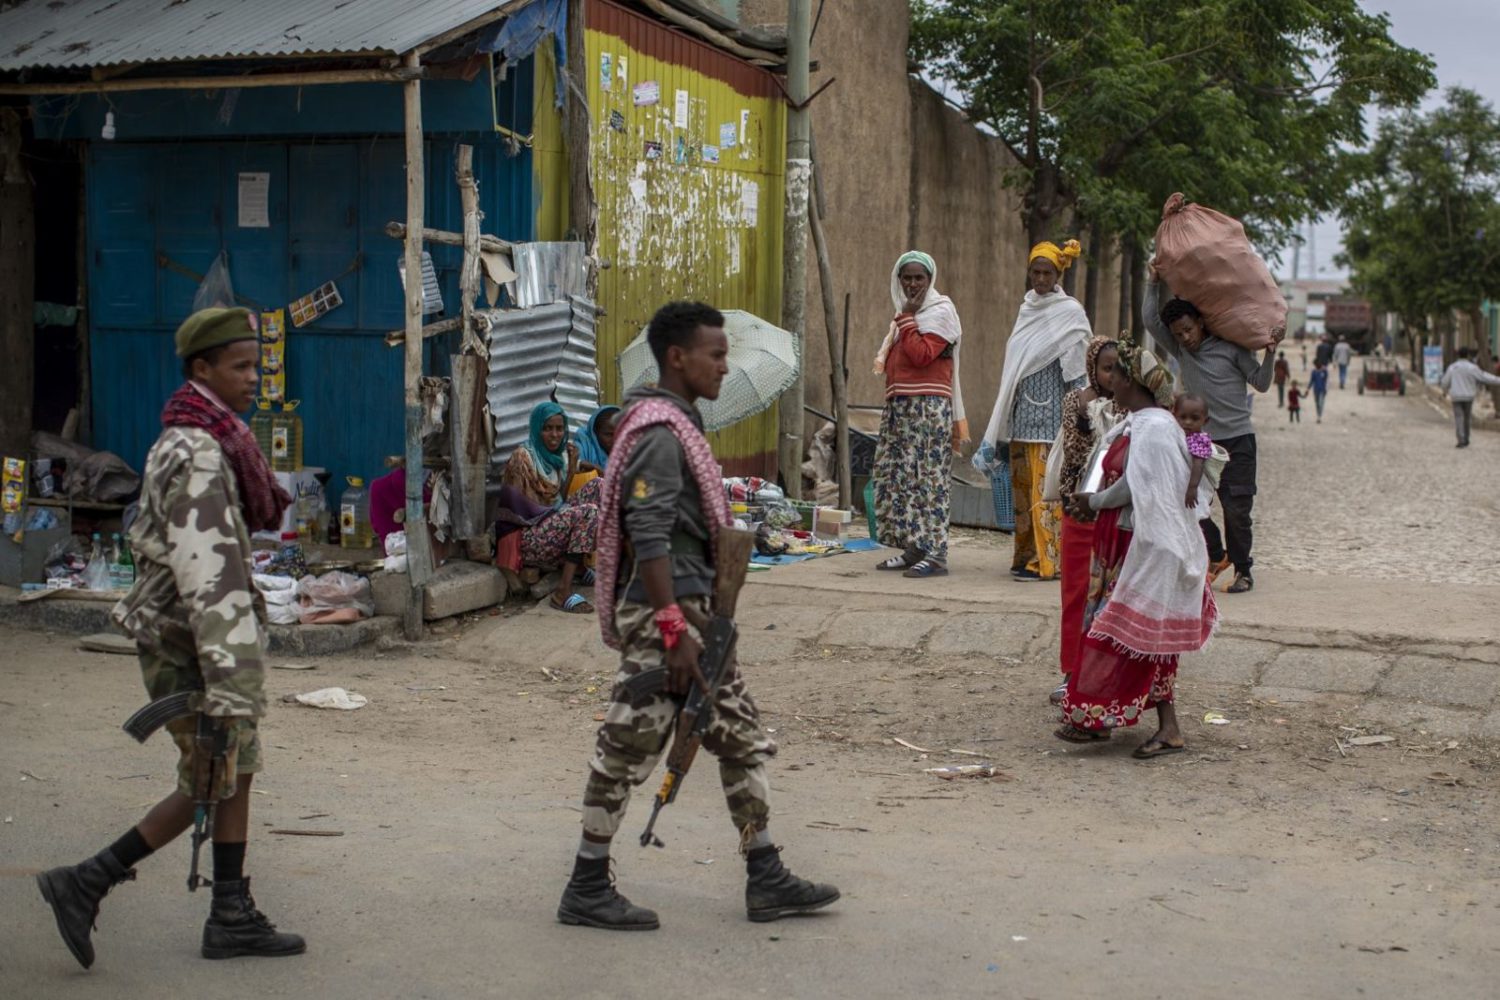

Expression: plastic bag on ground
xmin=292 ymin=686 xmax=368 ymax=710
xmin=296 ymin=570 xmax=374 ymax=623
xmin=254 ymin=573 xmax=302 ymax=624
xmin=1152 ymin=193 xmax=1287 ymax=351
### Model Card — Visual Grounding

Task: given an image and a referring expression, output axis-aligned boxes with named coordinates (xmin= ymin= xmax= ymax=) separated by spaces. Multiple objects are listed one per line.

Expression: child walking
xmin=1287 ymin=381 xmax=1304 ymax=423
xmin=1308 ymin=362 xmax=1329 ymax=423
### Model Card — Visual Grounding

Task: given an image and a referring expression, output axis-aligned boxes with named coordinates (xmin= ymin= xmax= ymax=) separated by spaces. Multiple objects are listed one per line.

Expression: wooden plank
xmin=401 ymin=52 xmax=433 ymax=639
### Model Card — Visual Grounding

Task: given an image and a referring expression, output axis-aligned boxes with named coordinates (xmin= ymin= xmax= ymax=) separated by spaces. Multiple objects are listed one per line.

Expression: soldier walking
xmin=36 ymin=307 xmax=305 ymax=967
xmin=557 ymin=301 xmax=840 ymax=929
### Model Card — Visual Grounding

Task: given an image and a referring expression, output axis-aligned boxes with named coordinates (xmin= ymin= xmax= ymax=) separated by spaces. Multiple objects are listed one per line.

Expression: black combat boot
xmin=35 ymin=851 xmax=137 ymax=969
xmin=745 ymin=846 xmax=840 ymax=922
xmin=557 ymin=855 xmax=660 ymax=930
xmin=201 ymin=877 xmax=306 ymax=959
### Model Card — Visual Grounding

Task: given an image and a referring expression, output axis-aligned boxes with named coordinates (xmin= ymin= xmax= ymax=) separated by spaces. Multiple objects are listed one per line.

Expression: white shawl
xmin=873 ymin=259 xmax=967 ymax=436
xmin=1088 ymin=407 xmax=1218 ymax=658
xmin=979 ymin=289 xmax=1091 ymax=447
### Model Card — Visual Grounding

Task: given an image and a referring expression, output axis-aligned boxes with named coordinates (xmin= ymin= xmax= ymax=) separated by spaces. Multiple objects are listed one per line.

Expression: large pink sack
xmin=1153 ymin=193 xmax=1286 ymax=351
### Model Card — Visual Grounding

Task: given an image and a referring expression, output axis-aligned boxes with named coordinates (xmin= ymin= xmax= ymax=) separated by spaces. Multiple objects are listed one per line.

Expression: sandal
xmin=902 ymin=558 xmax=948 ymax=578
xmin=876 ymin=553 xmax=917 ymax=571
xmin=1048 ymin=679 xmax=1069 ymax=706
xmin=1132 ymin=738 xmax=1186 ymax=759
xmin=1054 ymin=724 xmax=1110 ymax=744
xmin=577 ymin=567 xmax=596 ymax=586
xmin=1226 ymin=572 xmax=1254 ymax=594
xmin=549 ymin=593 xmax=595 ymax=614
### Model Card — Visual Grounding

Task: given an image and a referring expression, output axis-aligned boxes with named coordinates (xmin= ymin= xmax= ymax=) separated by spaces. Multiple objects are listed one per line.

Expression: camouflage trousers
xmin=139 ymin=648 xmax=261 ymax=801
xmin=583 ymin=596 xmax=776 ymax=841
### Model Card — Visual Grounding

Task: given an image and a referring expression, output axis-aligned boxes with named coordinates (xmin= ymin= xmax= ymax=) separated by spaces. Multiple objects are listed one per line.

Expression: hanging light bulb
xmin=101 ymin=110 xmax=116 ymax=141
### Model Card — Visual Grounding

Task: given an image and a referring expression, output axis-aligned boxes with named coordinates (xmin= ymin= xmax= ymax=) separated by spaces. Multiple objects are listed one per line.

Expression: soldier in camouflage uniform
xmin=557 ymin=301 xmax=840 ymax=930
xmin=36 ymin=308 xmax=305 ymax=969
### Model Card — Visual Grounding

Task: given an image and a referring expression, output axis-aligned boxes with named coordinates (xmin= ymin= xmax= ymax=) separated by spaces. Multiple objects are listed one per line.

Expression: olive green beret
xmin=174 ymin=307 xmax=259 ymax=358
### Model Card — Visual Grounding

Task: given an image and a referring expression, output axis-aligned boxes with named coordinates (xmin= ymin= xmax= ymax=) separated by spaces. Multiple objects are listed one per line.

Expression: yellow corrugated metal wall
xmin=535 ymin=0 xmax=786 ymax=475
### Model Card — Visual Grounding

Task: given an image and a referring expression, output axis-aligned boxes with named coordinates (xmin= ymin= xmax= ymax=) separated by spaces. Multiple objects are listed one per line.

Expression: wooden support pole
xmin=449 ymin=144 xmax=487 ymax=539
xmin=384 ymin=221 xmax=514 ymax=254
xmin=456 ymin=145 xmax=485 ymax=355
xmin=0 ymin=66 xmax=424 ymax=96
xmin=807 ymin=166 xmax=849 ymax=509
xmin=401 ymin=52 xmax=432 ymax=638
xmin=777 ymin=0 xmax=811 ymax=498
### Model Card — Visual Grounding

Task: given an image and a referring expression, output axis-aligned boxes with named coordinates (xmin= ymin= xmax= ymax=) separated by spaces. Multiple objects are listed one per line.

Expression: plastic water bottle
xmin=84 ymin=532 xmax=111 ymax=590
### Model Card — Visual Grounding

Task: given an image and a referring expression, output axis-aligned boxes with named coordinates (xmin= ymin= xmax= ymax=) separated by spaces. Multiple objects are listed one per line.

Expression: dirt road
xmin=3 ymin=589 xmax=1496 ymax=998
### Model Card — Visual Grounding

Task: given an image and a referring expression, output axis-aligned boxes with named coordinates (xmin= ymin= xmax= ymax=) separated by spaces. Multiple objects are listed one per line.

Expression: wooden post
xmin=777 ymin=0 xmax=811 ymax=497
xmin=0 ymin=108 xmax=35 ymax=460
xmin=565 ymin=0 xmax=595 ymax=292
xmin=401 ymin=52 xmax=433 ymax=638
xmin=808 ymin=168 xmax=849 ymax=509
xmin=449 ymin=144 xmax=487 ymax=539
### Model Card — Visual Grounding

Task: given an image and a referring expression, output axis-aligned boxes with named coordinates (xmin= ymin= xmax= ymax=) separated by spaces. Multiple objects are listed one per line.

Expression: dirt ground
xmin=3 ymin=358 xmax=1498 ymax=998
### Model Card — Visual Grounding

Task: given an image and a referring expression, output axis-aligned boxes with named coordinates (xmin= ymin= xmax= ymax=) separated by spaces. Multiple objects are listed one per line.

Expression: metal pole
xmin=777 ymin=0 xmax=811 ymax=498
xmin=401 ymin=51 xmax=432 ymax=638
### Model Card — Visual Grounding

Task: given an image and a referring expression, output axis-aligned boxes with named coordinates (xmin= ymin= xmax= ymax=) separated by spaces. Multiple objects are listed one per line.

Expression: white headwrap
xmin=873 ymin=251 xmax=968 ymax=448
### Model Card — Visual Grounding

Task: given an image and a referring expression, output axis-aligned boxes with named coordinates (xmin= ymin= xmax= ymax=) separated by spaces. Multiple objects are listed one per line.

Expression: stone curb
xmin=0 ymin=594 xmax=399 ymax=657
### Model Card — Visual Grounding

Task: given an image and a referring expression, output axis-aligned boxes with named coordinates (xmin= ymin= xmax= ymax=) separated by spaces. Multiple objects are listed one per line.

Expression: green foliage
xmin=1339 ymin=88 xmax=1500 ymax=327
xmin=909 ymin=0 xmax=1434 ymax=249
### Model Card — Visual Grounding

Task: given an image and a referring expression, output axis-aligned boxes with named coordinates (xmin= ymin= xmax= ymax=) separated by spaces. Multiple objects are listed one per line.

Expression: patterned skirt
xmin=520 ymin=477 xmax=602 ymax=570
xmin=872 ymin=395 xmax=953 ymax=562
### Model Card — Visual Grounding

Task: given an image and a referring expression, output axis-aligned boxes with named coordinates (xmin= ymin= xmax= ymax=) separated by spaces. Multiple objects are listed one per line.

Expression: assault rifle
xmin=637 ymin=527 xmax=757 ymax=848
xmin=123 ymin=689 xmax=227 ymax=891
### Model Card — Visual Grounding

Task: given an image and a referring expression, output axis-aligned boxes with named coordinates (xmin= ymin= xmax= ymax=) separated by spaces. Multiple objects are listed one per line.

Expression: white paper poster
xmin=719 ymin=122 xmax=738 ymax=148
xmin=633 ymin=80 xmax=659 ymax=106
xmin=674 ymin=89 xmax=690 ymax=129
xmin=600 ymin=53 xmax=612 ymax=91
xmin=237 ymin=172 xmax=270 ymax=228
xmin=741 ymin=180 xmax=759 ymax=227
xmin=739 ymin=109 xmax=751 ymax=145
xmin=729 ymin=232 xmax=741 ymax=275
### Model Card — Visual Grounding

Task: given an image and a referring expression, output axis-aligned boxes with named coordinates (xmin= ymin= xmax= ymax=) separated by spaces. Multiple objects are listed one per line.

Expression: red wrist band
xmin=655 ymin=604 xmax=689 ymax=651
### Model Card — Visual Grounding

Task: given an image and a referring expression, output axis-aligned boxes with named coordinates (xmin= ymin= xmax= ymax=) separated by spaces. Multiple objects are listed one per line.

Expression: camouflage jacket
xmin=113 ymin=426 xmax=268 ymax=718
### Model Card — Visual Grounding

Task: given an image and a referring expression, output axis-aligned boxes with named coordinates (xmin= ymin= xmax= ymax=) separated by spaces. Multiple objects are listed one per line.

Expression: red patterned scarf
xmin=161 ymin=383 xmax=292 ymax=533
xmin=595 ymin=398 xmax=731 ymax=650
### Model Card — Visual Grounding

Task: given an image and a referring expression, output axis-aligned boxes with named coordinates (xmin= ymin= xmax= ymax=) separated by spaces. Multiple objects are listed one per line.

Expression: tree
xmin=1339 ymin=88 xmax=1500 ymax=406
xmin=909 ymin=0 xmax=1434 ymax=266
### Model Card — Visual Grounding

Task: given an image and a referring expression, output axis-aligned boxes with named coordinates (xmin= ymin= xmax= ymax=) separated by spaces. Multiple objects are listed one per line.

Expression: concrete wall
xmin=739 ymin=0 xmax=1124 ymax=438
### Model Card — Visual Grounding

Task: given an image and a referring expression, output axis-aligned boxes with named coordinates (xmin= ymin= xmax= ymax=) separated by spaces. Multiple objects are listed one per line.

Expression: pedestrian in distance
xmin=976 ymin=238 xmax=1091 ymax=582
xmin=1051 ymin=336 xmax=1121 ymax=707
xmin=1301 ymin=342 xmax=1309 ymax=371
xmin=1308 ymin=361 xmax=1330 ymax=423
xmin=1144 ymin=263 xmax=1282 ymax=594
xmin=1315 ymin=333 xmax=1334 ymax=369
xmin=1440 ymin=346 xmax=1500 ymax=448
xmin=1056 ymin=333 xmax=1217 ymax=757
xmin=870 ymin=251 xmax=968 ymax=578
xmin=1333 ymin=336 xmax=1353 ymax=389
xmin=557 ymin=301 xmax=839 ymax=931
xmin=1274 ymin=350 xmax=1291 ymax=407
xmin=1287 ymin=381 xmax=1304 ymax=423
xmin=35 ymin=307 xmax=305 ymax=970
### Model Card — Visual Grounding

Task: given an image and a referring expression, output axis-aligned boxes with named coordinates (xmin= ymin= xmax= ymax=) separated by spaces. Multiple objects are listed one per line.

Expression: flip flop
xmin=577 ymin=567 xmax=596 ymax=586
xmin=1132 ymin=738 xmax=1186 ymax=759
xmin=1054 ymin=724 xmax=1110 ymax=744
xmin=549 ymin=593 xmax=595 ymax=614
xmin=876 ymin=554 xmax=914 ymax=571
xmin=1048 ymin=680 xmax=1069 ymax=706
xmin=902 ymin=558 xmax=948 ymax=578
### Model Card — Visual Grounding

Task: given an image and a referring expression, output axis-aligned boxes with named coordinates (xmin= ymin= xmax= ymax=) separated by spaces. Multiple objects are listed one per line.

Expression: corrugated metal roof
xmin=483 ymin=297 xmax=601 ymax=465
xmin=0 ymin=0 xmax=527 ymax=72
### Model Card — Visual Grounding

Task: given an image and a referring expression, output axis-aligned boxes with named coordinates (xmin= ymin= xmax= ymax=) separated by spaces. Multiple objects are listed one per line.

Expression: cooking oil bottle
xmin=250 ymin=400 xmax=304 ymax=472
xmin=339 ymin=476 xmax=373 ymax=549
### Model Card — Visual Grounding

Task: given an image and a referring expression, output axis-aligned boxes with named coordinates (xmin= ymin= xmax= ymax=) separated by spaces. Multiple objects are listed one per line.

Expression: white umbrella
xmin=617 ymin=309 xmax=799 ymax=431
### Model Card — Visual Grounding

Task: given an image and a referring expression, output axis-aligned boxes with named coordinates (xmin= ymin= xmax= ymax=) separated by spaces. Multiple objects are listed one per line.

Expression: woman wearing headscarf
xmin=1049 ymin=336 xmax=1120 ymax=706
xmin=870 ymin=250 xmax=968 ymax=578
xmin=1056 ymin=334 xmax=1218 ymax=758
xmin=500 ymin=401 xmax=604 ymax=613
xmin=976 ymin=239 xmax=1091 ymax=582
xmin=567 ymin=404 xmax=621 ymax=498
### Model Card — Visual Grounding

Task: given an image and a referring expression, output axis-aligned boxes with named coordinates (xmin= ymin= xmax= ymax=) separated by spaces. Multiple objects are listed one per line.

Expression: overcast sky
xmin=1292 ymin=0 xmax=1500 ymax=280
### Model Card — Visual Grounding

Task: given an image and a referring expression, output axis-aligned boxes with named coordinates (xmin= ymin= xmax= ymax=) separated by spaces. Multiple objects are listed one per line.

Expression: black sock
xmin=106 ymin=827 xmax=155 ymax=869
xmin=212 ymin=841 xmax=246 ymax=884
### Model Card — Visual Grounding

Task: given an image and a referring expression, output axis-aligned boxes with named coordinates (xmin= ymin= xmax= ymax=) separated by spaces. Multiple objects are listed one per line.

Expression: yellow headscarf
xmin=1029 ymin=239 xmax=1082 ymax=272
